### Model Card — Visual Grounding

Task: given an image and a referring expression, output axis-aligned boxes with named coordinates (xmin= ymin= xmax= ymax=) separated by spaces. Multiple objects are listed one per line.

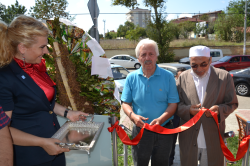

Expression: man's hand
xmin=131 ymin=113 xmax=149 ymax=128
xmin=190 ymin=103 xmax=201 ymax=116
xmin=149 ymin=118 xmax=162 ymax=126
xmin=205 ymin=105 xmax=219 ymax=117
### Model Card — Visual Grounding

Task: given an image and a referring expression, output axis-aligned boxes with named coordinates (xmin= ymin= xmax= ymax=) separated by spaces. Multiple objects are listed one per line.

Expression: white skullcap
xmin=189 ymin=45 xmax=210 ymax=58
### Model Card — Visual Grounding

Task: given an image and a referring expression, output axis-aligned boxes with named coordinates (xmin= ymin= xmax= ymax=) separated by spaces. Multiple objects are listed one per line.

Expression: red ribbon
xmin=108 ymin=108 xmax=250 ymax=161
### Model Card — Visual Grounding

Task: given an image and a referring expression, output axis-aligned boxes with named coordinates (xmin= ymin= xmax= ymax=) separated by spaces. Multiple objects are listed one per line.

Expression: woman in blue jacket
xmin=0 ymin=15 xmax=88 ymax=166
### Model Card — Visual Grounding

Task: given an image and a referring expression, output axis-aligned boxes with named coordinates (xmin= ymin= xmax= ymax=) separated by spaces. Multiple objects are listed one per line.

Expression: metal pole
xmin=242 ymin=140 xmax=250 ymax=166
xmin=123 ymin=144 xmax=128 ymax=166
xmin=224 ymin=140 xmax=227 ymax=166
xmin=244 ymin=0 xmax=247 ymax=55
xmin=111 ymin=115 xmax=118 ymax=166
xmin=242 ymin=155 xmax=246 ymax=166
xmin=247 ymin=140 xmax=250 ymax=166
xmin=94 ymin=0 xmax=98 ymax=42
xmin=93 ymin=0 xmax=97 ymax=39
xmin=247 ymin=125 xmax=250 ymax=166
xmin=103 ymin=19 xmax=106 ymax=39
xmin=242 ymin=119 xmax=250 ymax=166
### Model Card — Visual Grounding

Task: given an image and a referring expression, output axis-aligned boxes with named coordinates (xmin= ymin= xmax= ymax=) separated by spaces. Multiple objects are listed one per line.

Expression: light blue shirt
xmin=121 ymin=64 xmax=180 ymax=126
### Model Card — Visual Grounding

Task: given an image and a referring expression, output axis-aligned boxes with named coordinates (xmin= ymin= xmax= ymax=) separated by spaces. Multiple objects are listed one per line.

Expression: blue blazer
xmin=0 ymin=60 xmax=62 ymax=166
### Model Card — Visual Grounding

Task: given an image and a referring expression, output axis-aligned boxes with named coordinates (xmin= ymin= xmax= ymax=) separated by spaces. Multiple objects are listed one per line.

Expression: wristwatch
xmin=64 ymin=108 xmax=70 ymax=118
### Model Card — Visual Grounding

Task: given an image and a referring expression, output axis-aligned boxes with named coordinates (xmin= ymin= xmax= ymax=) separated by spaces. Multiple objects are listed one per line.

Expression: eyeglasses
xmin=191 ymin=59 xmax=210 ymax=69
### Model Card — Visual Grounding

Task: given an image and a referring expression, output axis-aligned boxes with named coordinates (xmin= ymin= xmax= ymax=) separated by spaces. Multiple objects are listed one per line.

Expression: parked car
xmin=111 ymin=64 xmax=130 ymax=93
xmin=211 ymin=55 xmax=250 ymax=71
xmin=157 ymin=63 xmax=191 ymax=77
xmin=179 ymin=49 xmax=223 ymax=64
xmin=109 ymin=54 xmax=141 ymax=69
xmin=229 ymin=67 xmax=250 ymax=96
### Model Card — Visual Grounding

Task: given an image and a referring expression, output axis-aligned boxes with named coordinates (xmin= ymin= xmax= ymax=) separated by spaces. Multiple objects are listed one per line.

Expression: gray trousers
xmin=197 ymin=148 xmax=208 ymax=166
xmin=132 ymin=121 xmax=174 ymax=166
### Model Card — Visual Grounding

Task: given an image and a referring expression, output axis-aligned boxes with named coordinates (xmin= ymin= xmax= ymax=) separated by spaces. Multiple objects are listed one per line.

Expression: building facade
xmin=126 ymin=7 xmax=151 ymax=28
xmin=192 ymin=10 xmax=222 ymax=22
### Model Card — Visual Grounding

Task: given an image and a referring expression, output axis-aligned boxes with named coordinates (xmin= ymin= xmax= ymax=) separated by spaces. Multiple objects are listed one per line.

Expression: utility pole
xmin=103 ymin=19 xmax=106 ymax=39
xmin=244 ymin=0 xmax=247 ymax=55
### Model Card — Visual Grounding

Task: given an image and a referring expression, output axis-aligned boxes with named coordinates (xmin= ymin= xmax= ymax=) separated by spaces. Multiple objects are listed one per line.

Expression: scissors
xmin=142 ymin=118 xmax=148 ymax=124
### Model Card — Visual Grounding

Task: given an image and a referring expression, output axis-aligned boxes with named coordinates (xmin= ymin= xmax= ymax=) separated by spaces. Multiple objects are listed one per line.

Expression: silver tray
xmin=52 ymin=115 xmax=104 ymax=154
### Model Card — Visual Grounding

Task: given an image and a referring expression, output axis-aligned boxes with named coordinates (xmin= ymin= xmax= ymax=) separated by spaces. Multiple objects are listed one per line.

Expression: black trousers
xmin=132 ymin=121 xmax=174 ymax=166
xmin=169 ymin=114 xmax=180 ymax=165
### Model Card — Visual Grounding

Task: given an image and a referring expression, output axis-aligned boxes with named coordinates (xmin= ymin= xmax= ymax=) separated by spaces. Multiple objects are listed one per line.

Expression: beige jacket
xmin=176 ymin=66 xmax=238 ymax=166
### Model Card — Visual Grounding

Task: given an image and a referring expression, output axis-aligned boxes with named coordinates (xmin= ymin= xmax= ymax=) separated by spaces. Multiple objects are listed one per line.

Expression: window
xmin=117 ymin=56 xmax=123 ymax=60
xmin=219 ymin=56 xmax=231 ymax=62
xmin=215 ymin=52 xmax=221 ymax=57
xmin=123 ymin=56 xmax=131 ymax=60
xmin=235 ymin=68 xmax=250 ymax=75
xmin=112 ymin=57 xmax=118 ymax=59
xmin=240 ymin=70 xmax=250 ymax=75
xmin=210 ymin=52 xmax=214 ymax=57
xmin=242 ymin=56 xmax=250 ymax=62
xmin=210 ymin=51 xmax=220 ymax=57
xmin=230 ymin=57 xmax=240 ymax=62
xmin=167 ymin=68 xmax=177 ymax=76
xmin=111 ymin=67 xmax=130 ymax=80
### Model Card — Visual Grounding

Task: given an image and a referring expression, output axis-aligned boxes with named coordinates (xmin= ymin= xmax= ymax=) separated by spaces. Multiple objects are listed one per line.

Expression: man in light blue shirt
xmin=121 ymin=38 xmax=179 ymax=166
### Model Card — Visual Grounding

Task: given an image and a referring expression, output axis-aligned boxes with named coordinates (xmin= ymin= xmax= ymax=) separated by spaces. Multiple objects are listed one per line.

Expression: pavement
xmin=119 ymin=95 xmax=250 ymax=166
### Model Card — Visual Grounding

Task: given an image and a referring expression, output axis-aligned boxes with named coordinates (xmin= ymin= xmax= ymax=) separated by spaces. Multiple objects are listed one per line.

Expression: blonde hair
xmin=0 ymin=15 xmax=49 ymax=67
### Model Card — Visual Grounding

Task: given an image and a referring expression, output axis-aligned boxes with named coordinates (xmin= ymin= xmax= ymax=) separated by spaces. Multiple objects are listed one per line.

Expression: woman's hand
xmin=40 ymin=138 xmax=70 ymax=156
xmin=67 ymin=110 xmax=89 ymax=122
xmin=54 ymin=103 xmax=89 ymax=121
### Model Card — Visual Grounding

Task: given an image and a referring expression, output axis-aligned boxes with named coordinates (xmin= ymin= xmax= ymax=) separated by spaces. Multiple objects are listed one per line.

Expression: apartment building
xmin=126 ymin=7 xmax=151 ymax=28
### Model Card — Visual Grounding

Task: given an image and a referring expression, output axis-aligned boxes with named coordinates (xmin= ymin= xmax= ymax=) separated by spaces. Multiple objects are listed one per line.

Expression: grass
xmin=224 ymin=136 xmax=242 ymax=165
xmin=115 ymin=135 xmax=244 ymax=166
xmin=117 ymin=137 xmax=134 ymax=166
xmin=100 ymin=39 xmax=250 ymax=50
xmin=100 ymin=39 xmax=138 ymax=49
xmin=169 ymin=39 xmax=249 ymax=47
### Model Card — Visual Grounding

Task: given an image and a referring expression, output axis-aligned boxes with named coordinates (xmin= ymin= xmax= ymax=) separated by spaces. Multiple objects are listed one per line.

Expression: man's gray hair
xmin=135 ymin=38 xmax=159 ymax=58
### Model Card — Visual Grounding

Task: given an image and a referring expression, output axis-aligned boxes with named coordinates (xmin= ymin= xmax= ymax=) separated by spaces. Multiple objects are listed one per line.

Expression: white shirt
xmin=190 ymin=67 xmax=211 ymax=148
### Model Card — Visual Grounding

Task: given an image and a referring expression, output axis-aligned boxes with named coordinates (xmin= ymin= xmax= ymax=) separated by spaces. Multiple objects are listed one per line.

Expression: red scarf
xmin=14 ymin=58 xmax=56 ymax=102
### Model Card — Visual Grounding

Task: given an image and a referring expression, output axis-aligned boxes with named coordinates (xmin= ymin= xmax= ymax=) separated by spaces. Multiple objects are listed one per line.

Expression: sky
xmin=1 ymin=0 xmax=231 ymax=35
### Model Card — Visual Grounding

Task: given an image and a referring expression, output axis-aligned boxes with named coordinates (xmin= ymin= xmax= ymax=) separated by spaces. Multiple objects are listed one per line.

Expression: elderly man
xmin=0 ymin=106 xmax=13 ymax=166
xmin=121 ymin=38 xmax=179 ymax=166
xmin=177 ymin=46 xmax=238 ymax=166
